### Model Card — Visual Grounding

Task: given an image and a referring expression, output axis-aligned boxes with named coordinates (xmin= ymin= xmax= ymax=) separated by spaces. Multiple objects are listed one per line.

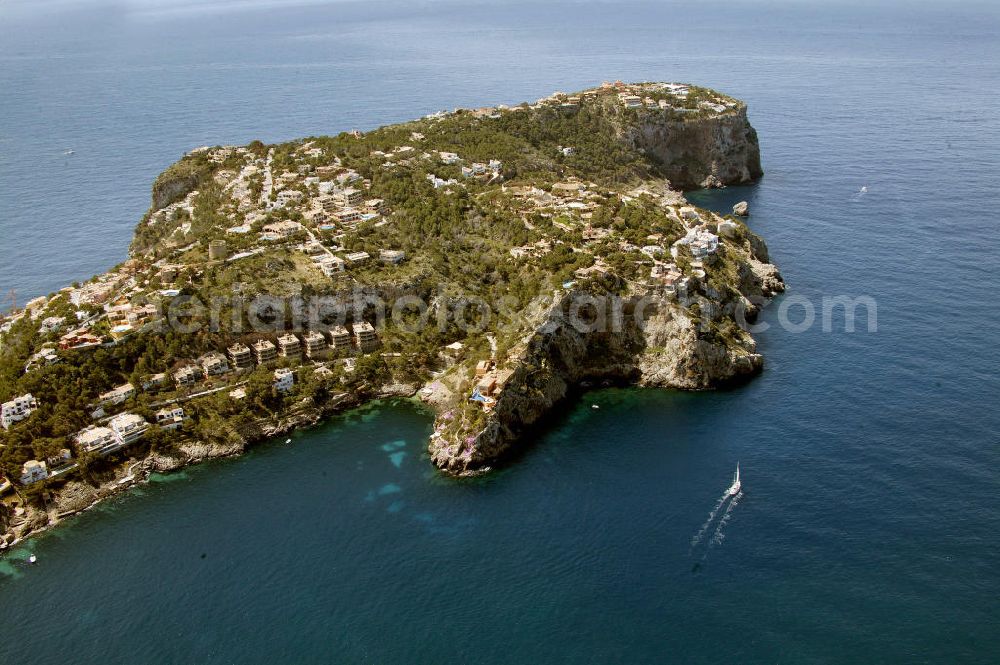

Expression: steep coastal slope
xmin=428 ymin=203 xmax=782 ymax=476
xmin=621 ymin=106 xmax=763 ymax=189
xmin=0 ymin=81 xmax=781 ymax=544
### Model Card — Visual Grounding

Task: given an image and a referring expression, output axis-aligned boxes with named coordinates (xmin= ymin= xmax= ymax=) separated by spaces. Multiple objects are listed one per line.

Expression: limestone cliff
xmin=620 ymin=105 xmax=763 ymax=189
xmin=0 ymin=80 xmax=787 ymax=546
xmin=429 ymin=223 xmax=784 ymax=476
xmin=150 ymin=159 xmax=208 ymax=212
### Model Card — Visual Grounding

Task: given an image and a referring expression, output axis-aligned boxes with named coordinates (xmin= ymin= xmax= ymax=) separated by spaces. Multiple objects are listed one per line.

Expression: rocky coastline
xmin=0 ymin=385 xmax=419 ymax=550
xmin=428 ymin=223 xmax=783 ymax=477
xmin=1 ymin=81 xmax=783 ymax=547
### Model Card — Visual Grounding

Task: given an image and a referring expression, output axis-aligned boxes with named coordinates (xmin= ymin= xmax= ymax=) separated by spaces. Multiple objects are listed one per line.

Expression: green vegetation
xmin=0 ymin=82 xmax=766 ymax=493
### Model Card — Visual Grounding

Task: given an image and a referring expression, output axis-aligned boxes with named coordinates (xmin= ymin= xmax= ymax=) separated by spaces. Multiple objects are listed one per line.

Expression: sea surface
xmin=2 ymin=1 xmax=1000 ymax=663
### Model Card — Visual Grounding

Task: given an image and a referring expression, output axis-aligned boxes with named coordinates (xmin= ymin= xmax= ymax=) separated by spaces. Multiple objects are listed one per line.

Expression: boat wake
xmin=690 ymin=491 xmax=731 ymax=550
xmin=710 ymin=490 xmax=742 ymax=548
xmin=689 ymin=464 xmax=743 ymax=564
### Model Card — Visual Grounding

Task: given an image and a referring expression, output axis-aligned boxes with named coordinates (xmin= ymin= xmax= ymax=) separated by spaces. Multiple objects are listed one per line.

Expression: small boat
xmin=591 ymin=404 xmax=599 ymax=410
xmin=28 ymin=554 xmax=37 ymax=564
xmin=726 ymin=463 xmax=741 ymax=496
xmin=63 ymin=149 xmax=75 ymax=156
xmin=285 ymin=438 xmax=292 ymax=444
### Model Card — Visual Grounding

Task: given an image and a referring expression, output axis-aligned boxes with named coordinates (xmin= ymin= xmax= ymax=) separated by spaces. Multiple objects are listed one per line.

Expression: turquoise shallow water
xmin=2 ymin=1 xmax=1000 ymax=663
xmin=2 ymin=386 xmax=997 ymax=663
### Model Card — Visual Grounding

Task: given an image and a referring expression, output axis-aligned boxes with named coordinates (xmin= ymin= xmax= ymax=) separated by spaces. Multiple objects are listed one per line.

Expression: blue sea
xmin=2 ymin=1 xmax=1000 ymax=662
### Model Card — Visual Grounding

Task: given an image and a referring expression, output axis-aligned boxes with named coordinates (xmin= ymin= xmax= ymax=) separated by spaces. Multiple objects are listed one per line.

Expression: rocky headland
xmin=0 ymin=81 xmax=782 ymax=545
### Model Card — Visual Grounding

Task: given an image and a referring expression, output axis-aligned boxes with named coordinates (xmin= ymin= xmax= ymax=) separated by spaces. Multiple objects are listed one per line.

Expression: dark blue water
xmin=2 ymin=1 xmax=1000 ymax=662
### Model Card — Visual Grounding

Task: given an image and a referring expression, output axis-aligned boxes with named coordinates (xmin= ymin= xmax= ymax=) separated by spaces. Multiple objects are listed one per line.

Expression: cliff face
xmin=621 ymin=106 xmax=763 ymax=189
xmin=151 ymin=166 xmax=204 ymax=212
xmin=427 ymin=93 xmax=780 ymax=477
xmin=429 ymin=229 xmax=784 ymax=477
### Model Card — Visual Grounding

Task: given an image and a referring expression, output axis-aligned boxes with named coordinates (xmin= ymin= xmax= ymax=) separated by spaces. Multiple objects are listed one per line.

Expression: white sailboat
xmin=726 ymin=463 xmax=741 ymax=497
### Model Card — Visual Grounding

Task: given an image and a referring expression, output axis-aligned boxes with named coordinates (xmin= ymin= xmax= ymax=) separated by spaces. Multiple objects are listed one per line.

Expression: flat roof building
xmin=274 ymin=368 xmax=294 ymax=393
xmin=253 ymin=339 xmax=278 ymax=364
xmin=262 ymin=220 xmax=304 ymax=239
xmin=20 ymin=460 xmax=48 ymax=486
xmin=303 ymin=331 xmax=327 ymax=359
xmin=75 ymin=425 xmax=119 ymax=456
xmin=2 ymin=393 xmax=38 ymax=430
xmin=277 ymin=333 xmax=302 ymax=360
xmin=200 ymin=352 xmax=230 ymax=376
xmin=379 ymin=249 xmax=405 ymax=265
xmin=334 ymin=209 xmax=364 ymax=225
xmin=353 ymin=321 xmax=379 ymax=353
xmin=345 ymin=251 xmax=371 ymax=265
xmin=155 ymin=405 xmax=186 ymax=431
xmin=109 ymin=412 xmax=149 ymax=447
xmin=141 ymin=373 xmax=167 ymax=391
xmin=329 ymin=326 xmax=352 ymax=353
xmin=174 ymin=365 xmax=203 ymax=386
xmin=318 ymin=256 xmax=346 ymax=276
xmin=228 ymin=343 xmax=254 ymax=369
xmin=341 ymin=188 xmax=364 ymax=206
xmin=98 ymin=383 xmax=135 ymax=407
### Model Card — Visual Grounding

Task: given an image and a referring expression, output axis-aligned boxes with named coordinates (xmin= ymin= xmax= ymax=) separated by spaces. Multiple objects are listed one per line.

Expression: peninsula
xmin=0 ymin=81 xmax=783 ymax=547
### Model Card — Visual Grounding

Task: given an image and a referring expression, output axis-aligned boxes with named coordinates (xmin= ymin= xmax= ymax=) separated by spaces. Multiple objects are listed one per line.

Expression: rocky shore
xmin=429 ymin=224 xmax=784 ymax=477
xmin=1 ymin=80 xmax=783 ymax=546
xmin=0 ymin=386 xmax=416 ymax=550
xmin=427 ymin=93 xmax=782 ymax=475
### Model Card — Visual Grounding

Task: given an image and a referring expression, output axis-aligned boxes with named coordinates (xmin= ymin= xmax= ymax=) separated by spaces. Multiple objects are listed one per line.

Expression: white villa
xmin=274 ymin=368 xmax=295 ymax=393
xmin=261 ymin=220 xmax=304 ymax=240
xmin=98 ymin=383 xmax=135 ymax=407
xmin=619 ymin=93 xmax=643 ymax=108
xmin=40 ymin=316 xmax=66 ymax=334
xmin=671 ymin=228 xmax=719 ymax=260
xmin=200 ymin=351 xmax=230 ymax=376
xmin=274 ymin=189 xmax=304 ymax=208
xmin=379 ymin=249 xmax=405 ymax=265
xmin=155 ymin=405 xmax=186 ymax=430
xmin=74 ymin=412 xmax=149 ymax=457
xmin=174 ymin=364 xmax=204 ymax=386
xmin=345 ymin=251 xmax=371 ymax=265
xmin=461 ymin=160 xmax=502 ymax=179
xmin=20 ymin=460 xmax=48 ymax=485
xmin=318 ymin=256 xmax=346 ymax=276
xmin=1 ymin=393 xmax=38 ymax=430
xmin=75 ymin=425 xmax=118 ymax=456
xmin=109 ymin=412 xmax=149 ymax=447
